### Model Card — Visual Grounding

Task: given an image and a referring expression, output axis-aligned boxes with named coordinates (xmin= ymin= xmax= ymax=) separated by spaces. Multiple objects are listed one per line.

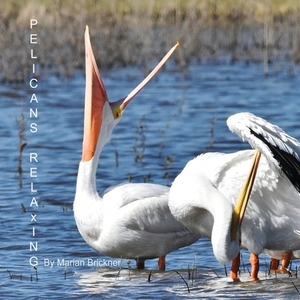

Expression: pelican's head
xmin=82 ymin=26 xmax=179 ymax=162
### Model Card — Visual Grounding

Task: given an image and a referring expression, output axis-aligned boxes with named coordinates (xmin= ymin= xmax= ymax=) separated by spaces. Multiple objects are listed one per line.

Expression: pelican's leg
xmin=270 ymin=258 xmax=279 ymax=272
xmin=250 ymin=253 xmax=259 ymax=281
xmin=279 ymin=251 xmax=292 ymax=272
xmin=270 ymin=252 xmax=291 ymax=274
xmin=136 ymin=258 xmax=145 ymax=270
xmin=230 ymin=253 xmax=241 ymax=281
xmin=158 ymin=256 xmax=166 ymax=271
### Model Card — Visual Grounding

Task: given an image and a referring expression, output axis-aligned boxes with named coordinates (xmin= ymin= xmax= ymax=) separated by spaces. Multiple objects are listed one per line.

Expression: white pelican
xmin=169 ymin=112 xmax=300 ymax=280
xmin=74 ymin=26 xmax=200 ymax=271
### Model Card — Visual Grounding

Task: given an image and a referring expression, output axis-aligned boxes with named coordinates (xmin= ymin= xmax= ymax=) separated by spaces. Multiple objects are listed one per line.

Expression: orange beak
xmin=82 ymin=26 xmax=179 ymax=162
xmin=231 ymin=150 xmax=261 ymax=241
xmin=82 ymin=26 xmax=108 ymax=162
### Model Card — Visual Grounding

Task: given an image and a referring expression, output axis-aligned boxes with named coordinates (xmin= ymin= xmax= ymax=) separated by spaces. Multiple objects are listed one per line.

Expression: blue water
xmin=1 ymin=60 xmax=300 ymax=299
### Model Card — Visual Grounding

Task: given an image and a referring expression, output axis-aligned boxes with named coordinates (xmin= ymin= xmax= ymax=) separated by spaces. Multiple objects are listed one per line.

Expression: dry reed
xmin=1 ymin=0 xmax=300 ymax=82
xmin=16 ymin=111 xmax=26 ymax=187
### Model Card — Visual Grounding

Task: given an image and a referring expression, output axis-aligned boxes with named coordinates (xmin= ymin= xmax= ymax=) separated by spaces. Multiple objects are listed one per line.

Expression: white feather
xmin=169 ymin=112 xmax=300 ymax=268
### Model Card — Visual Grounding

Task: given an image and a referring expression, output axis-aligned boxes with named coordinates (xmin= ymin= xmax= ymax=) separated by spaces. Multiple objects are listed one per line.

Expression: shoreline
xmin=1 ymin=0 xmax=300 ymax=82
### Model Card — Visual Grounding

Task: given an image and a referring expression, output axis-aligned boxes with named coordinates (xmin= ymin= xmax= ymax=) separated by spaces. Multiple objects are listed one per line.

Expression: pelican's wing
xmin=227 ymin=112 xmax=300 ymax=192
xmin=101 ymin=183 xmax=200 ymax=257
xmin=103 ymin=182 xmax=200 ymax=237
xmin=103 ymin=182 xmax=170 ymax=208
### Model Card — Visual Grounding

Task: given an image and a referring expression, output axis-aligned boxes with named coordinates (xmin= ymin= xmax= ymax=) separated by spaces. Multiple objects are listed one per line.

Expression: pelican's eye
xmin=113 ymin=108 xmax=122 ymax=119
xmin=111 ymin=101 xmax=125 ymax=120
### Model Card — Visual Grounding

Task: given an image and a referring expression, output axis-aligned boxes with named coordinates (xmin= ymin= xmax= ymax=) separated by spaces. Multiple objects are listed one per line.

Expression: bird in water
xmin=74 ymin=26 xmax=200 ymax=271
xmin=169 ymin=112 xmax=300 ymax=281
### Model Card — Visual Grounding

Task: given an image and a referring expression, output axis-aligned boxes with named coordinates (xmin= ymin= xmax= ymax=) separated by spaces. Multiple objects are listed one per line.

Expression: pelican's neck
xmin=169 ymin=155 xmax=241 ymax=265
xmin=194 ymin=173 xmax=241 ymax=264
xmin=209 ymin=190 xmax=241 ymax=265
xmin=76 ymin=158 xmax=98 ymax=198
xmin=76 ymin=102 xmax=118 ymax=200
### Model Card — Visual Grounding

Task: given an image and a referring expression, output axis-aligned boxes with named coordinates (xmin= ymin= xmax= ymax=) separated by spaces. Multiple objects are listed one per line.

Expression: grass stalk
xmin=16 ymin=111 xmax=27 ymax=188
xmin=2 ymin=0 xmax=300 ymax=82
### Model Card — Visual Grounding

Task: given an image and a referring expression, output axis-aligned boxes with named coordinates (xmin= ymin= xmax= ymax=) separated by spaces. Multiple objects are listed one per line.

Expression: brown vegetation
xmin=1 ymin=0 xmax=300 ymax=82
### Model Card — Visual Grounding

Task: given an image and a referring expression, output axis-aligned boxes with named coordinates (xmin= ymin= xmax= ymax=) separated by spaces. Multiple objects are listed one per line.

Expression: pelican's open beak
xmin=109 ymin=41 xmax=180 ymax=119
xmin=230 ymin=150 xmax=261 ymax=241
xmin=82 ymin=26 xmax=179 ymax=162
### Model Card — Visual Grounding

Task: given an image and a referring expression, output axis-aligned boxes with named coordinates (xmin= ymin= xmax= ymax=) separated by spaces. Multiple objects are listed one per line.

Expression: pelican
xmin=73 ymin=26 xmax=200 ymax=271
xmin=168 ymin=112 xmax=300 ymax=280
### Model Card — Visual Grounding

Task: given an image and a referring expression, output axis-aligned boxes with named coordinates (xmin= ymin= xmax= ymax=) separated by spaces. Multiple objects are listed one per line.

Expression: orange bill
xmin=231 ymin=150 xmax=261 ymax=241
xmin=82 ymin=25 xmax=179 ymax=162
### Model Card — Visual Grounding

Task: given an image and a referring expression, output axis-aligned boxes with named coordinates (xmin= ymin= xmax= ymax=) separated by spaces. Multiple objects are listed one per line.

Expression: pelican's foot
xmin=251 ymin=277 xmax=261 ymax=283
xmin=277 ymin=268 xmax=292 ymax=276
xmin=270 ymin=268 xmax=289 ymax=274
xmin=230 ymin=273 xmax=241 ymax=282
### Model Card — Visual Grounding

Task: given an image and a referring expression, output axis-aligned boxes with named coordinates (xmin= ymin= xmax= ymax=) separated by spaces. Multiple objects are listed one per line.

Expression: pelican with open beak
xmin=74 ymin=26 xmax=200 ymax=270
